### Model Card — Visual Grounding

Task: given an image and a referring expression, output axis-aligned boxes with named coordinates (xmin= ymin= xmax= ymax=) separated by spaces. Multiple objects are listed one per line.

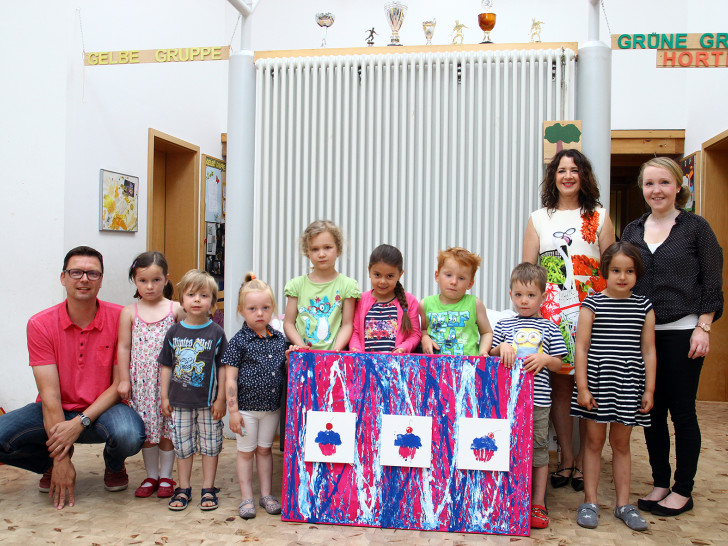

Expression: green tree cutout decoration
xmin=545 ymin=122 xmax=582 ymax=153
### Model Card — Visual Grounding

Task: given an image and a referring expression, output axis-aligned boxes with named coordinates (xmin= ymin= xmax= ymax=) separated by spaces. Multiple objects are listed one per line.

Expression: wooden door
xmin=147 ymin=129 xmax=200 ymax=295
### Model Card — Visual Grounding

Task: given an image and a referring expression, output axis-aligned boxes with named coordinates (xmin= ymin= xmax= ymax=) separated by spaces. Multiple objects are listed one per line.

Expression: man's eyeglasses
xmin=64 ymin=269 xmax=103 ymax=281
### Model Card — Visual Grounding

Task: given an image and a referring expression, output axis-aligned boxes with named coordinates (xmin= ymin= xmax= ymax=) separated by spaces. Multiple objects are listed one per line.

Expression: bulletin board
xmin=282 ymin=351 xmax=533 ymax=536
xmin=680 ymin=151 xmax=701 ymax=214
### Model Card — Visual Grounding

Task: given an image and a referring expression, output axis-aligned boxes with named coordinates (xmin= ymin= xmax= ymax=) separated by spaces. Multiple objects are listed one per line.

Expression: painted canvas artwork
xmin=304 ymin=410 xmax=356 ymax=464
xmin=379 ymin=414 xmax=432 ymax=468
xmin=456 ymin=418 xmax=511 ymax=472
xmin=99 ymin=169 xmax=138 ymax=232
xmin=282 ymin=351 xmax=534 ymax=535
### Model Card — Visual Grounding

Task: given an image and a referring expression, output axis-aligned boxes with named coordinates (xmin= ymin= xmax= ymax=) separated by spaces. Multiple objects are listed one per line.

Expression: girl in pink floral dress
xmin=118 ymin=252 xmax=185 ymax=498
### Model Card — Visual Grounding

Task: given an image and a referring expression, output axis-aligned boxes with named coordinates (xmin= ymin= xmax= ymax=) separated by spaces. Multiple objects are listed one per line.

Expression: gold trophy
xmin=478 ymin=0 xmax=496 ymax=44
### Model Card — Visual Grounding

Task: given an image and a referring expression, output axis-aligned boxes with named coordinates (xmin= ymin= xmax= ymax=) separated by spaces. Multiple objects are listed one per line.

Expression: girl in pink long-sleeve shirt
xmin=350 ymin=245 xmax=421 ymax=353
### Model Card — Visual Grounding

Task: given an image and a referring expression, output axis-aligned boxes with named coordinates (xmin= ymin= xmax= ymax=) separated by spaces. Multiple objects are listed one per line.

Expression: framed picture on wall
xmin=680 ymin=152 xmax=700 ymax=214
xmin=99 ymin=169 xmax=139 ymax=232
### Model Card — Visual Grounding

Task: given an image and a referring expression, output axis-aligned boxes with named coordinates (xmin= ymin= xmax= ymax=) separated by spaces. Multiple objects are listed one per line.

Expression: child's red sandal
xmin=134 ymin=477 xmax=159 ymax=498
xmin=530 ymin=504 xmax=549 ymax=529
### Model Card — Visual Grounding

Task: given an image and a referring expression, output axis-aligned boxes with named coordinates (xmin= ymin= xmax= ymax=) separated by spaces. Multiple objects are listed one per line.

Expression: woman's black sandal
xmin=550 ymin=465 xmax=573 ymax=488
xmin=571 ymin=467 xmax=584 ymax=491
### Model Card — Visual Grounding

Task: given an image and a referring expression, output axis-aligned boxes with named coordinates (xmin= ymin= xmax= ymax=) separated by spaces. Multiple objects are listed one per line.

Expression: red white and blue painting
xmin=282 ymin=351 xmax=534 ymax=536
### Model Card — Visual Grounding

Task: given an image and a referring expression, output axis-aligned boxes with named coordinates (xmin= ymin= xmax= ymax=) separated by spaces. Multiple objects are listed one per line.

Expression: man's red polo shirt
xmin=27 ymin=299 xmax=123 ymax=411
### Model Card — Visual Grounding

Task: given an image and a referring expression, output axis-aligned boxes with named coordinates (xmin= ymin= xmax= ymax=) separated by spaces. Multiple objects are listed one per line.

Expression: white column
xmin=224 ymin=49 xmax=256 ymax=338
xmin=577 ymin=0 xmax=612 ymax=210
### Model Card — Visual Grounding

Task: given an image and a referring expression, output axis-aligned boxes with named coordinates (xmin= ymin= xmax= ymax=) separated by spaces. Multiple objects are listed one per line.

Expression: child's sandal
xmin=530 ymin=504 xmax=549 ymax=529
xmin=259 ymin=495 xmax=282 ymax=515
xmin=157 ymin=478 xmax=176 ymax=498
xmin=200 ymin=487 xmax=220 ymax=511
xmin=238 ymin=498 xmax=256 ymax=519
xmin=576 ymin=502 xmax=599 ymax=529
xmin=168 ymin=487 xmax=192 ymax=511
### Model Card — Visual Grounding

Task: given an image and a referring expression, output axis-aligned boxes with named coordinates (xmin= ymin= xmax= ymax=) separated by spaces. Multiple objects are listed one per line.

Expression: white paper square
xmin=304 ymin=410 xmax=356 ymax=464
xmin=379 ymin=414 xmax=433 ymax=468
xmin=456 ymin=418 xmax=510 ymax=472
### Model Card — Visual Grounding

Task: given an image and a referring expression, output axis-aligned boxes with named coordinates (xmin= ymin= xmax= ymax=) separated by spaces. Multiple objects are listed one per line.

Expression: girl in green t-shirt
xmin=283 ymin=220 xmax=361 ymax=351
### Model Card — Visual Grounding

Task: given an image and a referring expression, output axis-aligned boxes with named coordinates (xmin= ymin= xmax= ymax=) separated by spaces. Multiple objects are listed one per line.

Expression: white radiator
xmin=254 ymin=48 xmax=576 ymax=312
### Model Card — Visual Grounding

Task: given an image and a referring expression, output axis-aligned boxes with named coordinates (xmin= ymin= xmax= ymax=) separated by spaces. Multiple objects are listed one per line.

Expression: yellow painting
xmin=99 ymin=169 xmax=138 ymax=232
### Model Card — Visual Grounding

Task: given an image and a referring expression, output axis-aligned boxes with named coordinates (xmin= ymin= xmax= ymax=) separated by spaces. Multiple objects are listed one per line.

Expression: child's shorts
xmin=532 ymin=405 xmax=550 ymax=468
xmin=236 ymin=409 xmax=280 ymax=453
xmin=171 ymin=407 xmax=223 ymax=459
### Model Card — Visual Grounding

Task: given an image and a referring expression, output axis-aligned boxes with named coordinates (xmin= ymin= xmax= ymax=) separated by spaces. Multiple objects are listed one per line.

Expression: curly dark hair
xmin=540 ymin=149 xmax=602 ymax=213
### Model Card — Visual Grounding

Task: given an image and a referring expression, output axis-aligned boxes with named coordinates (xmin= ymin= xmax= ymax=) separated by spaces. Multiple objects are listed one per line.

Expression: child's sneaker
xmin=577 ymin=502 xmax=599 ymax=528
xmin=530 ymin=504 xmax=549 ymax=529
xmin=614 ymin=504 xmax=648 ymax=531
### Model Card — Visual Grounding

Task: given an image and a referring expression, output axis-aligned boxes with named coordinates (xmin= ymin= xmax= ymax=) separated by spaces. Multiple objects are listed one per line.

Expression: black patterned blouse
xmin=222 ymin=323 xmax=287 ymax=411
xmin=621 ymin=210 xmax=723 ymax=324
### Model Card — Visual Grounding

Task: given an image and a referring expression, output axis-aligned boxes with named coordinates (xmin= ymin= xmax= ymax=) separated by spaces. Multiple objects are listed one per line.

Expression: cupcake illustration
xmin=314 ymin=422 xmax=341 ymax=456
xmin=471 ymin=432 xmax=498 ymax=462
xmin=394 ymin=426 xmax=422 ymax=461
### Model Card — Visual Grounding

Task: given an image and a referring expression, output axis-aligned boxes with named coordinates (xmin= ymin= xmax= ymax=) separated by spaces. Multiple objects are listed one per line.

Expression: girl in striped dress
xmin=571 ymin=242 xmax=656 ymax=531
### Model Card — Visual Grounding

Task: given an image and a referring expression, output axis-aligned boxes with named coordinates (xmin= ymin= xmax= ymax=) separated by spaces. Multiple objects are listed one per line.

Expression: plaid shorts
xmin=171 ymin=407 xmax=223 ymax=459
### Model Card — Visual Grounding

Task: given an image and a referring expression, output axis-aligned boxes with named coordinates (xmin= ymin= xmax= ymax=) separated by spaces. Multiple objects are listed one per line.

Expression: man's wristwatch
xmin=697 ymin=321 xmax=712 ymax=333
xmin=78 ymin=413 xmax=92 ymax=428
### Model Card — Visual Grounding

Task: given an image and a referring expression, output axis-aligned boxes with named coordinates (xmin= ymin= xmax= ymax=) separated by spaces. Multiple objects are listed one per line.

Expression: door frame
xmin=699 ymin=128 xmax=728 ymax=401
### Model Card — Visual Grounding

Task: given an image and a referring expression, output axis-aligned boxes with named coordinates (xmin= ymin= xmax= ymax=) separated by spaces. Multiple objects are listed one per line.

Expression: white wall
xmin=1 ymin=3 xmax=69 ymax=410
xmin=0 ymin=0 xmax=238 ymax=411
xmin=2 ymin=0 xmax=727 ymax=410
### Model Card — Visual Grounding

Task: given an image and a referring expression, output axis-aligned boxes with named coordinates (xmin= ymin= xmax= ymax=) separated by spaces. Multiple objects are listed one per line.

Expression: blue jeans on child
xmin=0 ymin=402 xmax=145 ymax=474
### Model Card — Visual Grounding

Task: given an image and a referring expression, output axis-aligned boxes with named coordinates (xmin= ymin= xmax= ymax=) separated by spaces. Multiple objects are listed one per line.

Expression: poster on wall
xmin=283 ymin=351 xmax=534 ymax=536
xmin=99 ymin=169 xmax=138 ymax=232
xmin=205 ymin=222 xmax=217 ymax=255
xmin=680 ymin=152 xmax=700 ymax=214
xmin=204 ymin=155 xmax=226 ymax=223
xmin=543 ymin=120 xmax=582 ymax=164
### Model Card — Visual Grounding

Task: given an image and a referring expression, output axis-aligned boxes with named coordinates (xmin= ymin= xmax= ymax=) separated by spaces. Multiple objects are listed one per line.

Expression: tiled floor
xmin=1 ymin=401 xmax=726 ymax=545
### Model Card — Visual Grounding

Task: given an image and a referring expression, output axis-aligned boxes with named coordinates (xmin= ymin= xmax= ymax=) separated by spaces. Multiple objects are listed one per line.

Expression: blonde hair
xmin=299 ymin=219 xmax=344 ymax=257
xmin=177 ymin=269 xmax=218 ymax=314
xmin=638 ymin=157 xmax=690 ymax=209
xmin=237 ymin=272 xmax=278 ymax=318
xmin=437 ymin=247 xmax=482 ymax=278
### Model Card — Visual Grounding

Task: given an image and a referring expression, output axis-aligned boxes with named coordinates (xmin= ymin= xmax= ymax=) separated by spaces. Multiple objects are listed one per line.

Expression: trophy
xmin=529 ymin=19 xmax=544 ymax=43
xmin=478 ymin=0 xmax=496 ymax=44
xmin=422 ymin=19 xmax=436 ymax=45
xmin=315 ymin=12 xmax=335 ymax=48
xmin=384 ymin=2 xmax=407 ymax=46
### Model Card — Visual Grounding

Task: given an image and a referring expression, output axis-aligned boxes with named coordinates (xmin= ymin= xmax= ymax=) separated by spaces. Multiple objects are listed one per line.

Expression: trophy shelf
xmin=254 ymin=42 xmax=578 ymax=61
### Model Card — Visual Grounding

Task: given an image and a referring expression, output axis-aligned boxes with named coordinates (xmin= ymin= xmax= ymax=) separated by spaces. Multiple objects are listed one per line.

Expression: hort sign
xmin=611 ymin=33 xmax=728 ymax=68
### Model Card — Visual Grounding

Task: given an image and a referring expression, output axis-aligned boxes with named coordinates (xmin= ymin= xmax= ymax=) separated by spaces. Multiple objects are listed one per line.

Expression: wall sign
xmin=282 ymin=351 xmax=534 ymax=536
xmin=611 ymin=33 xmax=728 ymax=68
xmin=99 ymin=169 xmax=138 ymax=232
xmin=84 ymin=46 xmax=230 ymax=66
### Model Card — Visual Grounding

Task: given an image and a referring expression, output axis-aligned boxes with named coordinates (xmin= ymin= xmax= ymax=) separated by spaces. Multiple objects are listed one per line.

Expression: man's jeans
xmin=0 ymin=402 xmax=145 ymax=473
